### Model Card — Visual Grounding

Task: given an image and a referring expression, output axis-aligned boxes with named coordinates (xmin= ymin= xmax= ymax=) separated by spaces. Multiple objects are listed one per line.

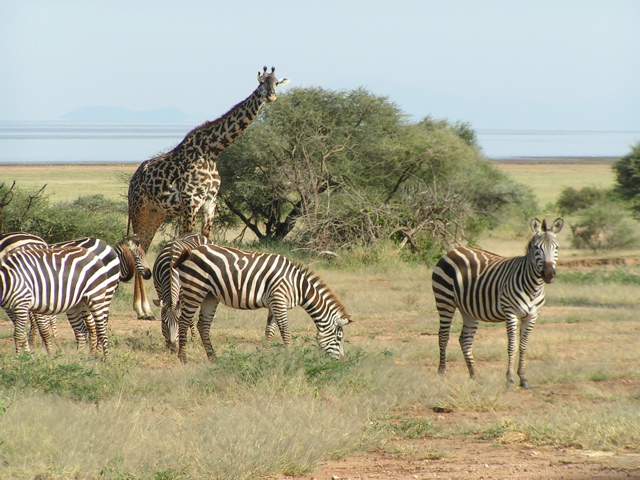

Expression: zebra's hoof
xmin=520 ymin=381 xmax=530 ymax=390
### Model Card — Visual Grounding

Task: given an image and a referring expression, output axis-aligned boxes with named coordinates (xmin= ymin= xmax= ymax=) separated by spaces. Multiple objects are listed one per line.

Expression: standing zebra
xmin=152 ymin=233 xmax=213 ymax=353
xmin=171 ymin=244 xmax=351 ymax=363
xmin=0 ymin=245 xmax=112 ymax=356
xmin=432 ymin=218 xmax=564 ymax=389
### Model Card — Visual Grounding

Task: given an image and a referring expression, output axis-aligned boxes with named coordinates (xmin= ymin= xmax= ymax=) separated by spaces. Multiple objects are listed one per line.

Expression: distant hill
xmin=61 ymin=106 xmax=189 ymax=122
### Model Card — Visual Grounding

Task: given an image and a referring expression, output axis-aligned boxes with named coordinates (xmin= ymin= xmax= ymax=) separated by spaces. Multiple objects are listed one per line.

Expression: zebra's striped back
xmin=172 ymin=244 xmax=351 ymax=362
xmin=432 ymin=217 xmax=563 ymax=388
xmin=0 ymin=245 xmax=112 ymax=355
xmin=0 ymin=232 xmax=47 ymax=263
xmin=152 ymin=233 xmax=212 ymax=351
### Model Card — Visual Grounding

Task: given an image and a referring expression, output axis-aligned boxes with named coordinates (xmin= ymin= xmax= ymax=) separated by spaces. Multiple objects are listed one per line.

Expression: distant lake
xmin=0 ymin=121 xmax=639 ymax=163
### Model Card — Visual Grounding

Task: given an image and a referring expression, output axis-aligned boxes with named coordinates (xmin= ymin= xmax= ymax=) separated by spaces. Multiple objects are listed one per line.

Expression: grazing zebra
xmin=171 ymin=244 xmax=351 ymax=363
xmin=152 ymin=234 xmax=213 ymax=353
xmin=431 ymin=218 xmax=564 ymax=389
xmin=0 ymin=232 xmax=150 ymax=352
xmin=35 ymin=235 xmax=152 ymax=350
xmin=0 ymin=245 xmax=112 ymax=356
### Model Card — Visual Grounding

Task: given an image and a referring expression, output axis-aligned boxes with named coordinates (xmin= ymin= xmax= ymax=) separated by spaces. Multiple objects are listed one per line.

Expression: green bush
xmin=0 ymin=183 xmax=128 ymax=244
xmin=568 ymin=204 xmax=639 ymax=252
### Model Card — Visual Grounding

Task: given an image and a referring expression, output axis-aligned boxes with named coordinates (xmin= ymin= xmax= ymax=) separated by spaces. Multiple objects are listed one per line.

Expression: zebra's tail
xmin=170 ymin=247 xmax=192 ymax=270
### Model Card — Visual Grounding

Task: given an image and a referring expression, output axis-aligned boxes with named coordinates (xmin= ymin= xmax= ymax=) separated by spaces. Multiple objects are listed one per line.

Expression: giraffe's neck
xmin=183 ymin=89 xmax=266 ymax=160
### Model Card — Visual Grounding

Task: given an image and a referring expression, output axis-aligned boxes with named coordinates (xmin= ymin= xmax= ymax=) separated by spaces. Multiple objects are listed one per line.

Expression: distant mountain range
xmin=61 ymin=106 xmax=189 ymax=122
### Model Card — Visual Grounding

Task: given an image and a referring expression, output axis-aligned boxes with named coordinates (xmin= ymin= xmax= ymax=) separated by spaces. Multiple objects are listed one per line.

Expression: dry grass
xmin=1 ymin=162 xmax=640 ymax=478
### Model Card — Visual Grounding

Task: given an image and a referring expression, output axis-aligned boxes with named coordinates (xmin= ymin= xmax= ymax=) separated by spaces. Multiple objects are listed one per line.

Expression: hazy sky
xmin=1 ymin=1 xmax=639 ymax=158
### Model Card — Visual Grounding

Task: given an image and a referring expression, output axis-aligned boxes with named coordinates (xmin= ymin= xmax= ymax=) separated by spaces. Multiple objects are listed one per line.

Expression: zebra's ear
xmin=530 ymin=218 xmax=542 ymax=234
xmin=337 ymin=316 xmax=351 ymax=327
xmin=551 ymin=218 xmax=564 ymax=234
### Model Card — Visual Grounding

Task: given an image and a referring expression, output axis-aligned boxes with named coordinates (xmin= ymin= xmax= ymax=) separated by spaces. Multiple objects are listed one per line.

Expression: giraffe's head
xmin=257 ymin=66 xmax=290 ymax=103
xmin=530 ymin=217 xmax=564 ymax=283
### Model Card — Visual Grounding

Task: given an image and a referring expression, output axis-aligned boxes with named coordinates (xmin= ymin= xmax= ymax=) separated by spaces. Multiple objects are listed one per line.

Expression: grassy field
xmin=0 ymin=163 xmax=136 ymax=202
xmin=0 ymin=160 xmax=639 ymax=479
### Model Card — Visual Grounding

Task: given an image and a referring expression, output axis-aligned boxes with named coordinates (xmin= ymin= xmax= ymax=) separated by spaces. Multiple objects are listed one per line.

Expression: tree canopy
xmin=216 ymin=87 xmax=535 ymax=257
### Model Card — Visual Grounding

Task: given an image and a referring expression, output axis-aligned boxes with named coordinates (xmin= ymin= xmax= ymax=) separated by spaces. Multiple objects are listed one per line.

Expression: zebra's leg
xmin=270 ymin=298 xmax=292 ymax=347
xmin=8 ymin=309 xmax=31 ymax=353
xmin=90 ymin=304 xmax=110 ymax=359
xmin=178 ymin=303 xmax=199 ymax=364
xmin=66 ymin=309 xmax=89 ymax=351
xmin=50 ymin=314 xmax=61 ymax=348
xmin=517 ymin=314 xmax=537 ymax=389
xmin=29 ymin=313 xmax=54 ymax=355
xmin=436 ymin=305 xmax=456 ymax=375
xmin=264 ymin=310 xmax=278 ymax=344
xmin=28 ymin=312 xmax=38 ymax=349
xmin=505 ymin=315 xmax=519 ymax=388
xmin=459 ymin=313 xmax=480 ymax=379
xmin=70 ymin=305 xmax=98 ymax=355
xmin=196 ymin=294 xmax=219 ymax=361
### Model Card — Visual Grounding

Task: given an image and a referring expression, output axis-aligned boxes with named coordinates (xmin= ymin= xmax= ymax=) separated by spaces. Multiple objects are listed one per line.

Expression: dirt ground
xmin=269 ymin=438 xmax=640 ymax=480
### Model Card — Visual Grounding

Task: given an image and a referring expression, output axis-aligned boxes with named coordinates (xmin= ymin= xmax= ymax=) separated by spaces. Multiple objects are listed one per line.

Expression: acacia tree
xmin=217 ymin=87 xmax=403 ymax=241
xmin=217 ymin=87 xmax=535 ymax=254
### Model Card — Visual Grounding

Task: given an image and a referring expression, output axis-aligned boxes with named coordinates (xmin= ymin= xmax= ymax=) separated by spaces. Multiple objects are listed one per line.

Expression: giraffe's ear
xmin=276 ymin=78 xmax=291 ymax=87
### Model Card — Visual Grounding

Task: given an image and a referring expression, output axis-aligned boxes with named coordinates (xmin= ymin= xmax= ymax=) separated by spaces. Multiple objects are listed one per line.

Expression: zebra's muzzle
xmin=543 ymin=262 xmax=556 ymax=283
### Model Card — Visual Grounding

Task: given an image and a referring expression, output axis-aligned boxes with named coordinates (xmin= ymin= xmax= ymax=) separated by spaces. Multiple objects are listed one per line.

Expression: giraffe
xmin=127 ymin=66 xmax=290 ymax=319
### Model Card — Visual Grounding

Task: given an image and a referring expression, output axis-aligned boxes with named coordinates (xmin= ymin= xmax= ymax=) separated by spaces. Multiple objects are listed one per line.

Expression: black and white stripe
xmin=172 ymin=244 xmax=351 ymax=363
xmin=44 ymin=235 xmax=151 ymax=349
xmin=0 ymin=245 xmax=112 ymax=355
xmin=431 ymin=218 xmax=564 ymax=388
xmin=152 ymin=233 xmax=212 ymax=352
xmin=0 ymin=232 xmax=150 ymax=352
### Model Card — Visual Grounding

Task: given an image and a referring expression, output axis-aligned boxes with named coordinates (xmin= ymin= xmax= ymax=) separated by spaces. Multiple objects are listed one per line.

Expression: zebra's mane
xmin=294 ymin=260 xmax=350 ymax=318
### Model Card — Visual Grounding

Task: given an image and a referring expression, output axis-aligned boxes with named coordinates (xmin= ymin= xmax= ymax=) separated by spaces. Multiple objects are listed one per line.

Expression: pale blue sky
xmin=1 ymin=0 xmax=639 ymax=158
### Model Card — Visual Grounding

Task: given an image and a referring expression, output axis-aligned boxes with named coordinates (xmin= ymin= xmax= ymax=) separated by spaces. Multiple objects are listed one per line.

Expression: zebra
xmin=0 ymin=232 xmax=151 ymax=352
xmin=152 ymin=233 xmax=212 ymax=353
xmin=152 ymin=234 xmax=291 ymax=354
xmin=34 ymin=235 xmax=152 ymax=350
xmin=0 ymin=245 xmax=112 ymax=356
xmin=171 ymin=244 xmax=351 ymax=363
xmin=431 ymin=218 xmax=564 ymax=389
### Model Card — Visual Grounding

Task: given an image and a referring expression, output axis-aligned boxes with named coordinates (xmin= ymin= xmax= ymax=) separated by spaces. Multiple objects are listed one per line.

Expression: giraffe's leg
xmin=460 ymin=313 xmax=480 ymax=380
xmin=134 ymin=272 xmax=155 ymax=320
xmin=517 ymin=314 xmax=537 ymax=389
xmin=505 ymin=315 xmax=519 ymax=388
xmin=131 ymin=207 xmax=164 ymax=320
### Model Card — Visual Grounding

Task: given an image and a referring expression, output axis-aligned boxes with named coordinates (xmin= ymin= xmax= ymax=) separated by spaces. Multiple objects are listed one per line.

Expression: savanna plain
xmin=0 ymin=160 xmax=639 ymax=480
